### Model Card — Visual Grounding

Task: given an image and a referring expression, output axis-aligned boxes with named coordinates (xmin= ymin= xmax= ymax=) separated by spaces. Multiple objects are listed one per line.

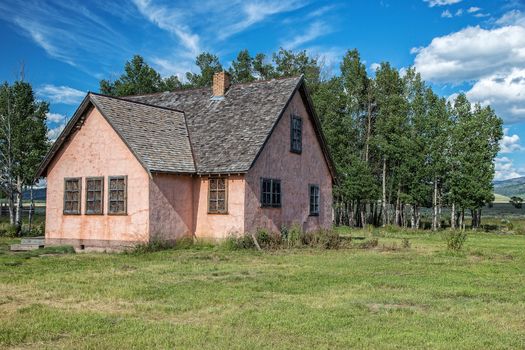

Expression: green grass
xmin=1 ymin=230 xmax=524 ymax=349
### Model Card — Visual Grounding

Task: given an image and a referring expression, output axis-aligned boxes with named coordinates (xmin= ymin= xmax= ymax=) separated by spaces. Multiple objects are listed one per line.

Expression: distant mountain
xmin=494 ymin=176 xmax=525 ymax=199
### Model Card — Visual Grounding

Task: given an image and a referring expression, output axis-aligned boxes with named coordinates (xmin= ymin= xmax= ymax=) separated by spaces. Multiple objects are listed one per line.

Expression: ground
xmin=1 ymin=226 xmax=524 ymax=349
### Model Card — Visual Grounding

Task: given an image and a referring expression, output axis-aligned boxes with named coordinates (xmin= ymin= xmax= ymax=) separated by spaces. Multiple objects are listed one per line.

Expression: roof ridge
xmin=122 ymin=75 xmax=302 ymax=99
xmin=89 ymin=91 xmax=185 ymax=113
xmin=123 ymin=86 xmax=210 ymax=98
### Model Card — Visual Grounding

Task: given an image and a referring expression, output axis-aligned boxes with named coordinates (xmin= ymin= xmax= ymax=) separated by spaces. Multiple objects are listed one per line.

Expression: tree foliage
xmin=0 ymin=80 xmax=49 ymax=229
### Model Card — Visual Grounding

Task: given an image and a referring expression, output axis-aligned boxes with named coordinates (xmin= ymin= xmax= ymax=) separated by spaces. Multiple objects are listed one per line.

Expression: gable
xmin=250 ymin=83 xmax=335 ymax=180
xmin=37 ymin=93 xmax=195 ymax=178
xmin=46 ymin=106 xmax=147 ymax=179
xmin=249 ymin=86 xmax=334 ymax=180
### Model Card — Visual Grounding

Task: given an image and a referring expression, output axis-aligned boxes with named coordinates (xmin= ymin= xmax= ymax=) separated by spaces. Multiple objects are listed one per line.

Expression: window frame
xmin=260 ymin=178 xmax=282 ymax=208
xmin=208 ymin=177 xmax=228 ymax=214
xmin=63 ymin=177 xmax=82 ymax=215
xmin=290 ymin=114 xmax=302 ymax=154
xmin=309 ymin=184 xmax=320 ymax=216
xmin=85 ymin=177 xmax=104 ymax=215
xmin=108 ymin=176 xmax=127 ymax=215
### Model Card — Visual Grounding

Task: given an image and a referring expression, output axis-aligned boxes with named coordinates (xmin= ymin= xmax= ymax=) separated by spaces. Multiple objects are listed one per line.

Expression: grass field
xmin=1 ymin=228 xmax=524 ymax=349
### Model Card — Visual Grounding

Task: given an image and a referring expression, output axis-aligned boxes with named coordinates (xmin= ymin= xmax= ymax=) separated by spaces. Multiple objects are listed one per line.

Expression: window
xmin=64 ymin=178 xmax=81 ymax=214
xmin=309 ymin=184 xmax=320 ymax=216
xmin=261 ymin=178 xmax=281 ymax=208
xmin=290 ymin=114 xmax=302 ymax=153
xmin=108 ymin=176 xmax=127 ymax=215
xmin=86 ymin=177 xmax=104 ymax=215
xmin=208 ymin=177 xmax=227 ymax=214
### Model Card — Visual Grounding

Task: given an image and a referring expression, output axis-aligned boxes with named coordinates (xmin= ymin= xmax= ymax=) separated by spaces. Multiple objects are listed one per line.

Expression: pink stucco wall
xmin=149 ymin=174 xmax=193 ymax=242
xmin=193 ymin=176 xmax=245 ymax=240
xmin=244 ymin=91 xmax=333 ymax=233
xmin=45 ymin=107 xmax=151 ymax=247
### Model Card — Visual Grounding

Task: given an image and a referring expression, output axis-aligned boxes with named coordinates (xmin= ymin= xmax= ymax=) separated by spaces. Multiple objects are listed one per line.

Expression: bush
xmin=132 ymin=240 xmax=176 ymax=254
xmin=0 ymin=224 xmax=20 ymax=238
xmin=402 ymin=238 xmax=411 ymax=249
xmin=445 ymin=231 xmax=467 ymax=251
xmin=356 ymin=238 xmax=379 ymax=249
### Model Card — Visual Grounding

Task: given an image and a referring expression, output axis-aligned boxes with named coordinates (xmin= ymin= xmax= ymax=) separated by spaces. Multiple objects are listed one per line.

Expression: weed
xmin=444 ymin=231 xmax=467 ymax=251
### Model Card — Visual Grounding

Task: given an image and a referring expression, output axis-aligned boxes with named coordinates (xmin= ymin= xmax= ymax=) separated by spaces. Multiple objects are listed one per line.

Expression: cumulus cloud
xmin=423 ymin=0 xmax=462 ymax=7
xmin=499 ymin=128 xmax=523 ymax=153
xmin=467 ymin=7 xmax=480 ymax=13
xmin=495 ymin=156 xmax=522 ymax=180
xmin=466 ymin=68 xmax=525 ymax=124
xmin=413 ymin=25 xmax=525 ymax=83
xmin=37 ymin=84 xmax=85 ymax=105
xmin=370 ymin=63 xmax=381 ymax=72
xmin=413 ymin=10 xmax=525 ymax=123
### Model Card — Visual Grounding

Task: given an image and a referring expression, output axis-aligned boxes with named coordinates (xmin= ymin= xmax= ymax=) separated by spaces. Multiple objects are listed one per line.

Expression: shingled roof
xmin=128 ymin=76 xmax=303 ymax=173
xmin=37 ymin=76 xmax=334 ymax=178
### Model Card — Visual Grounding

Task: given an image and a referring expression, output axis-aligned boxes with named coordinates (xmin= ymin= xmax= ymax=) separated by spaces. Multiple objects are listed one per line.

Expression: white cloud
xmin=220 ymin=1 xmax=305 ymax=40
xmin=0 ymin=1 xmax=129 ymax=72
xmin=47 ymin=122 xmax=66 ymax=142
xmin=497 ymin=9 xmax=525 ymax=26
xmin=413 ymin=24 xmax=525 ymax=83
xmin=413 ymin=10 xmax=525 ymax=123
xmin=466 ymin=68 xmax=525 ymax=124
xmin=455 ymin=9 xmax=463 ymax=16
xmin=441 ymin=10 xmax=453 ymax=18
xmin=467 ymin=7 xmax=481 ymax=13
xmin=37 ymin=85 xmax=85 ymax=105
xmin=495 ymin=156 xmax=522 ymax=180
xmin=46 ymin=112 xmax=66 ymax=123
xmin=499 ymin=128 xmax=523 ymax=153
xmin=424 ymin=0 xmax=462 ymax=7
xmin=132 ymin=0 xmax=200 ymax=57
xmin=284 ymin=21 xmax=331 ymax=50
xmin=370 ymin=63 xmax=381 ymax=72
xmin=473 ymin=12 xmax=490 ymax=18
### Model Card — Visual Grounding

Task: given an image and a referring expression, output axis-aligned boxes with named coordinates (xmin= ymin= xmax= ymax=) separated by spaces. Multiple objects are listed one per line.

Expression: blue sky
xmin=1 ymin=0 xmax=525 ymax=180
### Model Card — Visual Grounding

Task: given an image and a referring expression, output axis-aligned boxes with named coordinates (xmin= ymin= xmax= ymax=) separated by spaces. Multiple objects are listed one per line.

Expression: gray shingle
xmin=128 ymin=76 xmax=302 ymax=173
xmin=90 ymin=94 xmax=195 ymax=173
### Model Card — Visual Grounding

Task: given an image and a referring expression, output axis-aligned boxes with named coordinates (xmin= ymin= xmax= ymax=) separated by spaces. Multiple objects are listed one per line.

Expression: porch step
xmin=10 ymin=243 xmax=44 ymax=251
xmin=21 ymin=237 xmax=45 ymax=245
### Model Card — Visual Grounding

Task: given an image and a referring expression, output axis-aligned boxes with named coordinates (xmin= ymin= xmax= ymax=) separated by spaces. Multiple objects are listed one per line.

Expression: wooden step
xmin=10 ymin=244 xmax=44 ymax=251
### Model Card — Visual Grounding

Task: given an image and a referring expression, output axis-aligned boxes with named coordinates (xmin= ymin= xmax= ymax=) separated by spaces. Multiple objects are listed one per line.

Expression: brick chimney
xmin=213 ymin=71 xmax=230 ymax=97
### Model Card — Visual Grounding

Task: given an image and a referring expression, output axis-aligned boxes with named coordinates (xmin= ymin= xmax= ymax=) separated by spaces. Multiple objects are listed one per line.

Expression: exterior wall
xmin=45 ymin=107 xmax=150 ymax=247
xmin=149 ymin=173 xmax=193 ymax=242
xmin=193 ymin=176 xmax=245 ymax=240
xmin=244 ymin=91 xmax=333 ymax=233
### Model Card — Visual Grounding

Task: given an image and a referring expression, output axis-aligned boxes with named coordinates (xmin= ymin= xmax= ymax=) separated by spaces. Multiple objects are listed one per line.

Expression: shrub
xmin=0 ymin=224 xmax=20 ymax=238
xmin=255 ymin=228 xmax=282 ymax=249
xmin=286 ymin=224 xmax=302 ymax=247
xmin=357 ymin=238 xmax=379 ymax=249
xmin=402 ymin=238 xmax=411 ymax=249
xmin=445 ymin=231 xmax=467 ymax=251
xmin=132 ymin=240 xmax=176 ymax=254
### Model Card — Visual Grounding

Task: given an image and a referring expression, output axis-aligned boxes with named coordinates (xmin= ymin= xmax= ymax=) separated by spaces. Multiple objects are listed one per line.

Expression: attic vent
xmin=213 ymin=71 xmax=230 ymax=97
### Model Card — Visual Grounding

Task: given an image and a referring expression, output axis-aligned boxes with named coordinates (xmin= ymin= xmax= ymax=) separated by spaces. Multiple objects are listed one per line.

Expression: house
xmin=36 ymin=72 xmax=335 ymax=248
